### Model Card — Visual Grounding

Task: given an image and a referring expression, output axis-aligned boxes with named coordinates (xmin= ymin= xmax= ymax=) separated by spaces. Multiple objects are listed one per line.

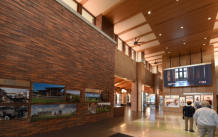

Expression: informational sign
xmin=179 ymin=97 xmax=186 ymax=106
xmin=165 ymin=95 xmax=179 ymax=107
xmin=164 ymin=63 xmax=212 ymax=87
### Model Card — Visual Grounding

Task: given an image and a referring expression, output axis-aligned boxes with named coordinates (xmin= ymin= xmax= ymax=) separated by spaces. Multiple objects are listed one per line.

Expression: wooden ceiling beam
xmin=125 ymin=31 xmax=153 ymax=43
xmin=117 ymin=22 xmax=147 ymax=36
xmin=115 ymin=80 xmax=128 ymax=87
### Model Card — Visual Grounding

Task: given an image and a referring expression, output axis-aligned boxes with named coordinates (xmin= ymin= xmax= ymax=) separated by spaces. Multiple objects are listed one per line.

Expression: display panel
xmin=85 ymin=88 xmax=102 ymax=102
xmin=165 ymin=95 xmax=179 ymax=107
xmin=88 ymin=102 xmax=111 ymax=114
xmin=31 ymin=104 xmax=77 ymax=121
xmin=179 ymin=97 xmax=186 ymax=106
xmin=32 ymin=82 xmax=65 ymax=103
xmin=0 ymin=105 xmax=28 ymax=120
xmin=164 ymin=63 xmax=212 ymax=87
xmin=66 ymin=90 xmax=80 ymax=103
xmin=202 ymin=95 xmax=213 ymax=106
xmin=0 ymin=87 xmax=29 ymax=103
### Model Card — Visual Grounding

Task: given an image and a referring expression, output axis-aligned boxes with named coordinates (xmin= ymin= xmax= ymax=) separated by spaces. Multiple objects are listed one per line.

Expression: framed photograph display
xmin=194 ymin=95 xmax=201 ymax=102
xmin=202 ymin=95 xmax=213 ymax=106
xmin=85 ymin=88 xmax=102 ymax=102
xmin=179 ymin=97 xmax=186 ymax=106
xmin=32 ymin=82 xmax=65 ymax=103
xmin=0 ymin=87 xmax=29 ymax=103
xmin=66 ymin=90 xmax=80 ymax=103
xmin=88 ymin=102 xmax=111 ymax=114
xmin=165 ymin=95 xmax=179 ymax=107
xmin=31 ymin=104 xmax=77 ymax=122
xmin=0 ymin=105 xmax=28 ymax=120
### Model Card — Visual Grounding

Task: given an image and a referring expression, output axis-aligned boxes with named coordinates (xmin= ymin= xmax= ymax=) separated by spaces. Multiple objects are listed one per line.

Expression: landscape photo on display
xmin=32 ymin=82 xmax=65 ymax=103
xmin=31 ymin=104 xmax=77 ymax=121
xmin=0 ymin=87 xmax=29 ymax=103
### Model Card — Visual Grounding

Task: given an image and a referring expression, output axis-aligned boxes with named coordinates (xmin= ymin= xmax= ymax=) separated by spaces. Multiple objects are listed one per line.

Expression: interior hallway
xmin=28 ymin=106 xmax=216 ymax=137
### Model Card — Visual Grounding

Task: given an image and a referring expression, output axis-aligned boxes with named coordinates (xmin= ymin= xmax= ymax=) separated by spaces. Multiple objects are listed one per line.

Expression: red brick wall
xmin=0 ymin=0 xmax=115 ymax=136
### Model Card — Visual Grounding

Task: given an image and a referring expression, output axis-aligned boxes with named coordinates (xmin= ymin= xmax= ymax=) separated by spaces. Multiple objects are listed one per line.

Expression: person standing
xmin=193 ymin=101 xmax=218 ymax=137
xmin=183 ymin=101 xmax=195 ymax=132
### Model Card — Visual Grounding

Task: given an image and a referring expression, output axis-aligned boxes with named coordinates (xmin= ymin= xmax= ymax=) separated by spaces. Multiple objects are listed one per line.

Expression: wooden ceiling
xmin=75 ymin=0 xmax=218 ymax=66
xmin=114 ymin=76 xmax=132 ymax=90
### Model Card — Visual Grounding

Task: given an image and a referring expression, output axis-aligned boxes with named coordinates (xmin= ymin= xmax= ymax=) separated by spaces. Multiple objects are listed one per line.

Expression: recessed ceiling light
xmin=176 ymin=0 xmax=179 ymax=2
xmin=180 ymin=26 xmax=184 ymax=29
xmin=158 ymin=33 xmax=162 ymax=37
xmin=147 ymin=11 xmax=151 ymax=15
xmin=183 ymin=42 xmax=186 ymax=45
xmin=202 ymin=43 xmax=206 ymax=46
xmin=208 ymin=17 xmax=212 ymax=20
xmin=204 ymin=37 xmax=207 ymax=40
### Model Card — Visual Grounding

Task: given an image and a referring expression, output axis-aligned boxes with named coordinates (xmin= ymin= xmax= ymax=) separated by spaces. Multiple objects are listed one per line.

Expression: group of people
xmin=183 ymin=100 xmax=218 ymax=137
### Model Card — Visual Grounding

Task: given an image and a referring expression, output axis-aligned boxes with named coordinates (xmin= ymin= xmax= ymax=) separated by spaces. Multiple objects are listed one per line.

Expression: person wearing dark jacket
xmin=183 ymin=101 xmax=195 ymax=132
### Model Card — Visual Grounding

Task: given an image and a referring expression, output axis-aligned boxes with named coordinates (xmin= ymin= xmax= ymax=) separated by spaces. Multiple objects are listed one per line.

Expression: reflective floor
xmin=29 ymin=106 xmax=218 ymax=137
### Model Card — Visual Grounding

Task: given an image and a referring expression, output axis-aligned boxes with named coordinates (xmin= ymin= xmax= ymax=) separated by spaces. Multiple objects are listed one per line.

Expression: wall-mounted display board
xmin=179 ymin=97 xmax=186 ymax=106
xmin=32 ymin=82 xmax=65 ymax=104
xmin=194 ymin=95 xmax=201 ymax=102
xmin=165 ymin=95 xmax=179 ymax=107
xmin=0 ymin=87 xmax=29 ymax=103
xmin=164 ymin=63 xmax=212 ymax=87
xmin=66 ymin=90 xmax=80 ymax=103
xmin=0 ymin=105 xmax=28 ymax=120
xmin=88 ymin=102 xmax=111 ymax=114
xmin=31 ymin=104 xmax=77 ymax=122
xmin=85 ymin=88 xmax=102 ymax=102
xmin=201 ymin=95 xmax=213 ymax=106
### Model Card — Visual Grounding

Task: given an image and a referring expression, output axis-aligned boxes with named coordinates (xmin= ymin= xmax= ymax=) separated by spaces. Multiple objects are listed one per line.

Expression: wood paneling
xmin=102 ymin=0 xmax=218 ymax=64
xmin=0 ymin=0 xmax=115 ymax=136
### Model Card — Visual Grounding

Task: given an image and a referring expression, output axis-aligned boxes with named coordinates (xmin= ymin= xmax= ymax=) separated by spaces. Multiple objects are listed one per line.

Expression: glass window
xmin=62 ymin=0 xmax=77 ymax=11
xmin=125 ymin=45 xmax=129 ymax=56
xmin=131 ymin=50 xmax=135 ymax=60
xmin=180 ymin=72 xmax=183 ymax=78
xmin=118 ymin=39 xmax=123 ymax=51
xmin=175 ymin=72 xmax=178 ymax=79
xmin=184 ymin=71 xmax=187 ymax=78
xmin=136 ymin=52 xmax=141 ymax=62
xmin=82 ymin=9 xmax=94 ymax=24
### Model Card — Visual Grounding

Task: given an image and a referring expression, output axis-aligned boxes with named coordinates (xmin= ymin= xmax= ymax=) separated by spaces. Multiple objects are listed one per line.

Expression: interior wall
xmin=0 ymin=0 xmax=115 ymax=136
xmin=162 ymin=47 xmax=217 ymax=112
xmin=115 ymin=49 xmax=136 ymax=81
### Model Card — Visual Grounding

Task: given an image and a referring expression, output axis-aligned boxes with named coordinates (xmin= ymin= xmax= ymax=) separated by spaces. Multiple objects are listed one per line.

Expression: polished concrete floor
xmin=29 ymin=106 xmax=218 ymax=137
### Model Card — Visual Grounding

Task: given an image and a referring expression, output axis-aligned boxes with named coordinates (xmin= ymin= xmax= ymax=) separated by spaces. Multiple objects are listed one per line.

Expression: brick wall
xmin=0 ymin=0 xmax=115 ymax=136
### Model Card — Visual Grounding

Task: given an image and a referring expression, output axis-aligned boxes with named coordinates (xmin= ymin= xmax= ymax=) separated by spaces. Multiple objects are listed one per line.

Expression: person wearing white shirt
xmin=193 ymin=100 xmax=218 ymax=137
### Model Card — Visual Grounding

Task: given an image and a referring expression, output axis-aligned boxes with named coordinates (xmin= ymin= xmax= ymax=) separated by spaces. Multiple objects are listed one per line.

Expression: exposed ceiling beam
xmin=144 ymin=51 xmax=165 ymax=58
xmin=117 ymin=22 xmax=147 ymax=36
xmin=125 ymin=31 xmax=153 ymax=43
xmin=114 ymin=80 xmax=128 ymax=87
xmin=146 ymin=56 xmax=163 ymax=62
xmin=80 ymin=0 xmax=88 ymax=5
